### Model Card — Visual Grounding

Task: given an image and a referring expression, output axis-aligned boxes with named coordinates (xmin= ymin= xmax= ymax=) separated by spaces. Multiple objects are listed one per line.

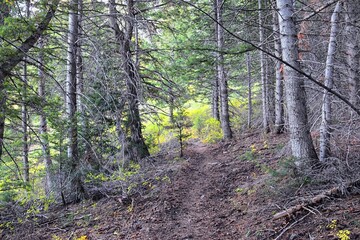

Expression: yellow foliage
xmin=75 ymin=236 xmax=88 ymax=240
xmin=51 ymin=235 xmax=62 ymax=240
xmin=336 ymin=230 xmax=351 ymax=240
xmin=250 ymin=144 xmax=257 ymax=154
xmin=328 ymin=219 xmax=337 ymax=230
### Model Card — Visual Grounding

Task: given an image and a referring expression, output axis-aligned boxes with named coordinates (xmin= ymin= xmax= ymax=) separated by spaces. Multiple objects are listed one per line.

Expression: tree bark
xmin=22 ymin=0 xmax=31 ymax=184
xmin=215 ymin=0 xmax=232 ymax=140
xmin=259 ymin=0 xmax=270 ymax=133
xmin=273 ymin=8 xmax=285 ymax=134
xmin=38 ymin=38 xmax=53 ymax=195
xmin=0 ymin=74 xmax=5 ymax=162
xmin=77 ymin=0 xmax=88 ymax=154
xmin=211 ymin=71 xmax=220 ymax=121
xmin=246 ymin=52 xmax=252 ymax=129
xmin=66 ymin=0 xmax=84 ymax=200
xmin=109 ymin=0 xmax=149 ymax=162
xmin=212 ymin=0 xmax=220 ymax=121
xmin=319 ymin=2 xmax=341 ymax=162
xmin=345 ymin=0 xmax=360 ymax=108
xmin=276 ymin=0 xmax=318 ymax=166
xmin=0 ymin=2 xmax=9 ymax=161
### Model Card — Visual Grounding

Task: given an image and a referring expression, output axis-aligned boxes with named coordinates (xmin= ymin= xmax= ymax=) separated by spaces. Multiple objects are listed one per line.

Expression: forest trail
xmin=148 ymin=141 xmax=242 ymax=239
xmin=3 ymin=132 xmax=360 ymax=240
xmin=126 ymin=136 xmax=268 ymax=240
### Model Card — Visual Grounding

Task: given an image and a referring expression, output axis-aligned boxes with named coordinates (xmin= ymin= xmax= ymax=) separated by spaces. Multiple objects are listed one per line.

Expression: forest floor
xmin=2 ymin=131 xmax=360 ymax=239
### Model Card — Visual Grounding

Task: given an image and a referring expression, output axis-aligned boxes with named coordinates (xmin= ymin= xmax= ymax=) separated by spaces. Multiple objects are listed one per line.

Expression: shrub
xmin=201 ymin=118 xmax=223 ymax=143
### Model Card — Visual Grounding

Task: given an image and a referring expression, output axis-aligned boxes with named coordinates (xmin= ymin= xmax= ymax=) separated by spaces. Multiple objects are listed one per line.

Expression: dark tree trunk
xmin=215 ymin=0 xmax=232 ymax=140
xmin=345 ymin=0 xmax=360 ymax=108
xmin=109 ymin=0 xmax=149 ymax=162
xmin=38 ymin=38 xmax=53 ymax=195
xmin=246 ymin=52 xmax=252 ymax=128
xmin=22 ymin=0 xmax=31 ymax=184
xmin=66 ymin=0 xmax=85 ymax=201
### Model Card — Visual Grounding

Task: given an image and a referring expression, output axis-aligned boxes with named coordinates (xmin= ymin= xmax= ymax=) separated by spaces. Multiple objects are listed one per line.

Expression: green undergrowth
xmin=143 ymin=102 xmax=223 ymax=154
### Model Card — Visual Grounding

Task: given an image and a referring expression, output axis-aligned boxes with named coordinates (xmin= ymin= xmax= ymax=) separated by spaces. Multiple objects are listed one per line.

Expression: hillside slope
xmin=2 ymin=132 xmax=360 ymax=239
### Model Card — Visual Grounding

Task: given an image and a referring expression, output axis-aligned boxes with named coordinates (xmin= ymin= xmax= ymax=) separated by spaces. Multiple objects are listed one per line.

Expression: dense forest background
xmin=0 ymin=0 xmax=359 ymax=216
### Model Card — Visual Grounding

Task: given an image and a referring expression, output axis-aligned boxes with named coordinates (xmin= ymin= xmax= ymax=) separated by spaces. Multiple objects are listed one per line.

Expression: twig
xmin=273 ymin=213 xmax=310 ymax=240
xmin=67 ymin=231 xmax=75 ymax=240
xmin=273 ymin=187 xmax=338 ymax=220
xmin=47 ymin=227 xmax=67 ymax=232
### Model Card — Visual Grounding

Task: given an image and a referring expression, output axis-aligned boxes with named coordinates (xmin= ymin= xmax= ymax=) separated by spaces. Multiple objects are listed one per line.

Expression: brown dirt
xmin=1 ymin=131 xmax=360 ymax=240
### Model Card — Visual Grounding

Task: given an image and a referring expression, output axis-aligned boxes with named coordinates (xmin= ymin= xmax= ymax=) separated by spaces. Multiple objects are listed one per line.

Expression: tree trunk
xmin=22 ymin=65 xmax=29 ymax=183
xmin=345 ymin=0 xmax=360 ymax=108
xmin=259 ymin=0 xmax=270 ymax=133
xmin=77 ymin=0 xmax=88 ymax=154
xmin=215 ymin=0 xmax=232 ymax=140
xmin=276 ymin=0 xmax=318 ymax=166
xmin=0 ymin=74 xmax=5 ymax=161
xmin=66 ymin=0 xmax=84 ymax=200
xmin=124 ymin=0 xmax=149 ymax=160
xmin=38 ymin=38 xmax=53 ymax=195
xmin=212 ymin=0 xmax=220 ymax=121
xmin=109 ymin=0 xmax=149 ymax=161
xmin=273 ymin=6 xmax=285 ymax=134
xmin=246 ymin=52 xmax=252 ymax=128
xmin=0 ymin=2 xmax=10 ymax=162
xmin=211 ymin=72 xmax=220 ymax=121
xmin=319 ymin=2 xmax=341 ymax=162
xmin=22 ymin=0 xmax=31 ymax=184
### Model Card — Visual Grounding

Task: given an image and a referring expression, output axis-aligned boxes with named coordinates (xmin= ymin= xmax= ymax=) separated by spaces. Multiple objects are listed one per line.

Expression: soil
xmin=1 ymin=131 xmax=360 ymax=240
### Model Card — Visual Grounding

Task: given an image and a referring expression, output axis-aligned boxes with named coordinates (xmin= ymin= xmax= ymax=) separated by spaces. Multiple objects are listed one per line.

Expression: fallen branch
xmin=274 ymin=213 xmax=310 ymax=240
xmin=273 ymin=187 xmax=339 ymax=220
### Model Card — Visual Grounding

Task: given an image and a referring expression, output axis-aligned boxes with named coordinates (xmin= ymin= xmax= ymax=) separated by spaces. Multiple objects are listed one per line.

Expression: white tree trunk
xmin=277 ymin=0 xmax=318 ymax=166
xmin=273 ymin=8 xmax=285 ymax=134
xmin=319 ymin=2 xmax=341 ymax=162
xmin=215 ymin=0 xmax=232 ymax=140
xmin=259 ymin=0 xmax=270 ymax=133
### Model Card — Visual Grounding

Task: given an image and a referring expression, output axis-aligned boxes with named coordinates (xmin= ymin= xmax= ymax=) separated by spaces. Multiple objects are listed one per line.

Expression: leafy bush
xmin=201 ymin=118 xmax=223 ymax=143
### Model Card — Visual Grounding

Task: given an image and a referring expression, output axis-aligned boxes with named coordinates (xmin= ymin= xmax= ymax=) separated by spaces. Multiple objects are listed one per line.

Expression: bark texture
xmin=22 ymin=0 xmax=31 ymax=183
xmin=345 ymin=0 xmax=360 ymax=108
xmin=109 ymin=0 xmax=149 ymax=163
xmin=215 ymin=0 xmax=232 ymax=140
xmin=66 ymin=0 xmax=85 ymax=200
xmin=276 ymin=0 xmax=318 ymax=166
xmin=246 ymin=52 xmax=252 ymax=129
xmin=38 ymin=38 xmax=53 ymax=195
xmin=273 ymin=8 xmax=285 ymax=134
xmin=319 ymin=2 xmax=341 ymax=162
xmin=258 ymin=0 xmax=270 ymax=133
xmin=211 ymin=0 xmax=220 ymax=121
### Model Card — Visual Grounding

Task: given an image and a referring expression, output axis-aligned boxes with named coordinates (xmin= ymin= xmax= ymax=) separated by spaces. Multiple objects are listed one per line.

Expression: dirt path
xmin=4 ymin=133 xmax=360 ymax=240
xmin=131 ymin=141 xmax=252 ymax=240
